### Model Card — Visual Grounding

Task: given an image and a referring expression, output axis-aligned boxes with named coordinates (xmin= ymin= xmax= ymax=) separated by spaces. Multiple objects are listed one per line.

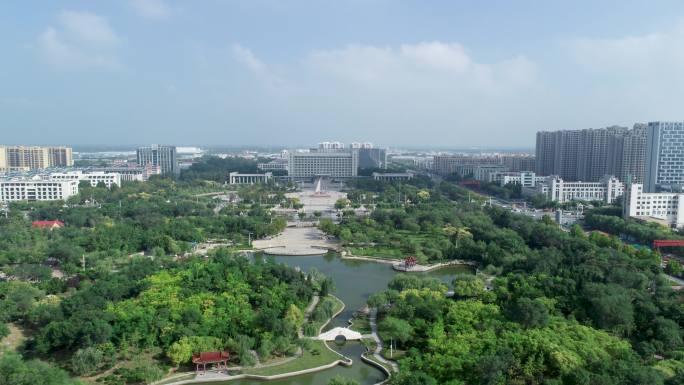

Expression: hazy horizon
xmin=2 ymin=1 xmax=683 ymax=147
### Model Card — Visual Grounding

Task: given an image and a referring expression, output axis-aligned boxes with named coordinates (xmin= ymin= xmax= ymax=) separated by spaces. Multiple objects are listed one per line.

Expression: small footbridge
xmin=317 ymin=327 xmax=363 ymax=342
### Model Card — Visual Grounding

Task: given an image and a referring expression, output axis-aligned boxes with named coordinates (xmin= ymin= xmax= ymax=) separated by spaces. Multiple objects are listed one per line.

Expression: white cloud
xmin=230 ymin=41 xmax=544 ymax=146
xmin=400 ymin=41 xmax=472 ymax=73
xmin=129 ymin=0 xmax=171 ymax=20
xmin=303 ymin=41 xmax=538 ymax=95
xmin=38 ymin=11 xmax=122 ymax=70
xmin=572 ymin=23 xmax=684 ymax=80
xmin=231 ymin=44 xmax=267 ymax=74
xmin=58 ymin=10 xmax=120 ymax=47
xmin=568 ymin=22 xmax=684 ymax=123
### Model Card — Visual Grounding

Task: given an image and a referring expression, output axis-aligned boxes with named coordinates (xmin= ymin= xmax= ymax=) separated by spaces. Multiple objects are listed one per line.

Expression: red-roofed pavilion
xmin=192 ymin=351 xmax=230 ymax=372
xmin=32 ymin=220 xmax=64 ymax=229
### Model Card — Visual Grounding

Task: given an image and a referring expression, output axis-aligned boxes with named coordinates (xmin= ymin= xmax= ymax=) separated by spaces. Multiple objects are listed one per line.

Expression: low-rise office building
xmin=490 ymin=171 xmax=546 ymax=187
xmin=229 ymin=172 xmax=273 ymax=185
xmin=623 ymin=183 xmax=684 ymax=228
xmin=50 ymin=171 xmax=121 ymax=188
xmin=526 ymin=176 xmax=624 ymax=204
xmin=0 ymin=178 xmax=79 ymax=202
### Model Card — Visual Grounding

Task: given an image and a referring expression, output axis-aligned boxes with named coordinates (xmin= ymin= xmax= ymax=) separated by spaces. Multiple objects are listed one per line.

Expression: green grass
xmin=304 ymin=295 xmax=344 ymax=336
xmin=381 ymin=347 xmax=406 ymax=361
xmin=350 ymin=315 xmax=372 ymax=334
xmin=360 ymin=337 xmax=377 ymax=351
xmin=244 ymin=340 xmax=342 ymax=376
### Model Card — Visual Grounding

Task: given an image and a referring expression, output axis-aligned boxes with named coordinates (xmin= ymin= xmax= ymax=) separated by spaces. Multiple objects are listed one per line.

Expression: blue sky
xmin=2 ymin=0 xmax=684 ymax=148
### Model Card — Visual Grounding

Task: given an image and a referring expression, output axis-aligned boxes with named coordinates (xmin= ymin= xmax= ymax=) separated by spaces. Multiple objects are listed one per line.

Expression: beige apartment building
xmin=0 ymin=146 xmax=73 ymax=171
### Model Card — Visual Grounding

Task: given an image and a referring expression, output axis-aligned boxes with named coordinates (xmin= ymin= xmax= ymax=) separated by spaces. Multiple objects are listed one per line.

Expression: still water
xmin=194 ymin=254 xmax=473 ymax=385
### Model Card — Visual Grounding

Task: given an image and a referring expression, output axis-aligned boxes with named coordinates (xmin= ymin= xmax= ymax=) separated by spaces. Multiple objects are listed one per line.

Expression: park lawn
xmin=306 ymin=295 xmax=345 ymax=335
xmin=380 ymin=347 xmax=406 ymax=361
xmin=243 ymin=340 xmax=342 ymax=376
xmin=361 ymin=337 xmax=377 ymax=352
xmin=350 ymin=315 xmax=372 ymax=334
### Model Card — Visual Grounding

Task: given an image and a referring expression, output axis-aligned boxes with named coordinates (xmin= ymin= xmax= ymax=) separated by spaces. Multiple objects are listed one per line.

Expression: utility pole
xmin=81 ymin=254 xmax=86 ymax=272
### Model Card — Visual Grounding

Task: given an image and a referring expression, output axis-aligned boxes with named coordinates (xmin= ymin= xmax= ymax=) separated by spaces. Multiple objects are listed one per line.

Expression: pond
xmin=193 ymin=254 xmax=474 ymax=385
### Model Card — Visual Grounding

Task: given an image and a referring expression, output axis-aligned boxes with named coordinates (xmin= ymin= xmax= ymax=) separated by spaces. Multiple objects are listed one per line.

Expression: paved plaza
xmin=252 ymin=186 xmax=345 ymax=255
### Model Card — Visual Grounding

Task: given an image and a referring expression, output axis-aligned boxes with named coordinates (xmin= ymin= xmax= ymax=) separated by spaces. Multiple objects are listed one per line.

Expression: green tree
xmin=378 ymin=316 xmax=413 ymax=351
xmin=335 ymin=198 xmax=350 ymax=210
xmin=0 ymin=322 xmax=9 ymax=339
xmin=284 ymin=304 xmax=305 ymax=331
xmin=452 ymin=274 xmax=486 ymax=298
xmin=0 ymin=352 xmax=78 ymax=385
xmin=416 ymin=190 xmax=430 ymax=202
xmin=507 ymin=297 xmax=549 ymax=329
xmin=665 ymin=259 xmax=683 ymax=277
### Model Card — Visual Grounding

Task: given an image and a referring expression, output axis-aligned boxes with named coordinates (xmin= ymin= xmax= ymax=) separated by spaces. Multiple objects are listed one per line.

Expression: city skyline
xmin=3 ymin=1 xmax=684 ymax=146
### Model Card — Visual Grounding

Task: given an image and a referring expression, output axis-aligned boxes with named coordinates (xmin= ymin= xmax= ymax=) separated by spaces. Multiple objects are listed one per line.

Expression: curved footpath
xmin=367 ymin=309 xmax=399 ymax=373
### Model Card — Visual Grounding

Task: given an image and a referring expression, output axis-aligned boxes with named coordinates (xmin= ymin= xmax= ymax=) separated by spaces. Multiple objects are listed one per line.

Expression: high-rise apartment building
xmin=136 ymin=145 xmax=179 ymax=176
xmin=606 ymin=124 xmax=647 ymax=183
xmin=357 ymin=148 xmax=387 ymax=169
xmin=0 ymin=146 xmax=73 ymax=171
xmin=645 ymin=121 xmax=684 ymax=192
xmin=535 ymin=126 xmax=645 ymax=182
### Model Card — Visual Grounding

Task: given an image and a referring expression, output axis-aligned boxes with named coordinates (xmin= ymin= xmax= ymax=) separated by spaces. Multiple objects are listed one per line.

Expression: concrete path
xmin=368 ymin=308 xmax=399 ymax=373
xmin=298 ymin=295 xmax=320 ymax=338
